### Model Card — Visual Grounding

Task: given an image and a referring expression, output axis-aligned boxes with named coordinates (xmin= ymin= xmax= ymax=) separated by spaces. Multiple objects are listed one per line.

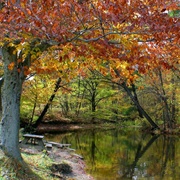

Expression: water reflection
xmin=119 ymin=134 xmax=160 ymax=179
xmin=45 ymin=129 xmax=180 ymax=180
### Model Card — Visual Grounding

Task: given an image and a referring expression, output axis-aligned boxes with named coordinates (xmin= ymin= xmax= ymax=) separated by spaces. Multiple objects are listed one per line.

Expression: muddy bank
xmin=21 ymin=144 xmax=94 ymax=180
xmin=36 ymin=122 xmax=116 ymax=134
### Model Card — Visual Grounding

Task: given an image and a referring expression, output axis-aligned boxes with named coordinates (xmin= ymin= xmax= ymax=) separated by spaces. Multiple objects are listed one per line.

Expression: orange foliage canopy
xmin=0 ymin=0 xmax=179 ymax=80
xmin=2 ymin=0 xmax=180 ymax=161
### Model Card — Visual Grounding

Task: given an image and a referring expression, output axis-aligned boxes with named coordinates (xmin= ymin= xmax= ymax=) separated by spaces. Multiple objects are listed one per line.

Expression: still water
xmin=45 ymin=128 xmax=180 ymax=180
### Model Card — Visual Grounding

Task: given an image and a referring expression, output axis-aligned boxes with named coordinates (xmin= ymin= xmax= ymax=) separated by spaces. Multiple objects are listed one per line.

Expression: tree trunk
xmin=91 ymin=91 xmax=96 ymax=123
xmin=114 ymin=69 xmax=159 ymax=129
xmin=0 ymin=47 xmax=24 ymax=161
xmin=131 ymin=83 xmax=144 ymax=118
xmin=121 ymin=82 xmax=160 ymax=130
xmin=0 ymin=77 xmax=4 ymax=112
xmin=34 ymin=77 xmax=61 ymax=128
xmin=75 ymin=76 xmax=85 ymax=117
xmin=29 ymin=94 xmax=38 ymax=126
xmin=158 ymin=69 xmax=172 ymax=129
xmin=171 ymin=77 xmax=176 ymax=127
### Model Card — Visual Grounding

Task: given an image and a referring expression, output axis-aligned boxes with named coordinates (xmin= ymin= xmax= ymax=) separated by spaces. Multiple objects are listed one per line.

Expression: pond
xmin=45 ymin=128 xmax=180 ymax=180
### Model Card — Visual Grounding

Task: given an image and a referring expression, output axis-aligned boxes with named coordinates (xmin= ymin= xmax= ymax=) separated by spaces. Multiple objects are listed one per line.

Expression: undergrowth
xmin=0 ymin=149 xmax=59 ymax=180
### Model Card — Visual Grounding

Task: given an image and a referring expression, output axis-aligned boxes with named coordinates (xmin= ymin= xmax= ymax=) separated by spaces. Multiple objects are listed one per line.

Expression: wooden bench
xmin=23 ymin=134 xmax=44 ymax=147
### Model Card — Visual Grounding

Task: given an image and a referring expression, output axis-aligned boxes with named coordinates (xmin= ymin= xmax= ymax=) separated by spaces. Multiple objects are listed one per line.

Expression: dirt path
xmin=48 ymin=147 xmax=94 ymax=180
xmin=20 ymin=144 xmax=94 ymax=180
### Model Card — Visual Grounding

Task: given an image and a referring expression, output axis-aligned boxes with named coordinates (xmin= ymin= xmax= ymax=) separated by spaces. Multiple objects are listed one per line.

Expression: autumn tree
xmin=91 ymin=1 xmax=180 ymax=130
xmin=0 ymin=0 xmax=96 ymax=161
xmin=21 ymin=74 xmax=61 ymax=127
xmin=0 ymin=0 xmax=179 ymax=162
xmin=76 ymin=70 xmax=117 ymax=123
xmin=137 ymin=67 xmax=180 ymax=129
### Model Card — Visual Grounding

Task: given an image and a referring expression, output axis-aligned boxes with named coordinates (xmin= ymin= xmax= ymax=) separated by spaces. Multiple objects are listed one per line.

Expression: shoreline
xmin=20 ymin=141 xmax=94 ymax=180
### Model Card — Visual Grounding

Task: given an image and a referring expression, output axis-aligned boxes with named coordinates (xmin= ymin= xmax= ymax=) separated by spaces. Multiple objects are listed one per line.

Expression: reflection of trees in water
xmin=90 ymin=129 xmax=96 ymax=166
xmin=62 ymin=135 xmax=70 ymax=144
xmin=119 ymin=135 xmax=159 ymax=179
xmin=74 ymin=132 xmax=81 ymax=150
xmin=89 ymin=129 xmax=105 ymax=167
xmin=64 ymin=129 xmax=102 ymax=168
xmin=118 ymin=135 xmax=178 ymax=180
xmin=47 ymin=129 xmax=179 ymax=179
xmin=160 ymin=136 xmax=176 ymax=180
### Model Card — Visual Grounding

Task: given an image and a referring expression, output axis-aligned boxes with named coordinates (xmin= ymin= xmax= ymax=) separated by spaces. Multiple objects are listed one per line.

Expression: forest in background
xmin=20 ymin=65 xmax=180 ymax=131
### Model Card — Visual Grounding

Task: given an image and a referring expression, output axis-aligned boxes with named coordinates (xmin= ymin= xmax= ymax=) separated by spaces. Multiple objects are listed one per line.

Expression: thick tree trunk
xmin=0 ymin=47 xmax=24 ymax=160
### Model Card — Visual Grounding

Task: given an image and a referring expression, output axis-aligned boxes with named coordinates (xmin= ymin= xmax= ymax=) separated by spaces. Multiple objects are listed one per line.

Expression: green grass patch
xmin=0 ymin=149 xmax=59 ymax=180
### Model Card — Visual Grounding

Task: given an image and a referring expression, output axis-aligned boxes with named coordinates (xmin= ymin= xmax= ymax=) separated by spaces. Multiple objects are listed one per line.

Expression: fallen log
xmin=48 ymin=141 xmax=71 ymax=148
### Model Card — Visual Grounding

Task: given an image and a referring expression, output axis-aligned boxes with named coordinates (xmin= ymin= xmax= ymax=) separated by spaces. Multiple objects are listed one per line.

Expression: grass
xmin=0 ymin=149 xmax=59 ymax=180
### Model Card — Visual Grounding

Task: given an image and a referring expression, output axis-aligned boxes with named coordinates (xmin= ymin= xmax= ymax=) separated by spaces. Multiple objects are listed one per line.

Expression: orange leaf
xmin=8 ymin=62 xmax=15 ymax=71
xmin=18 ymin=59 xmax=22 ymax=63
xmin=26 ymin=9 xmax=32 ymax=15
